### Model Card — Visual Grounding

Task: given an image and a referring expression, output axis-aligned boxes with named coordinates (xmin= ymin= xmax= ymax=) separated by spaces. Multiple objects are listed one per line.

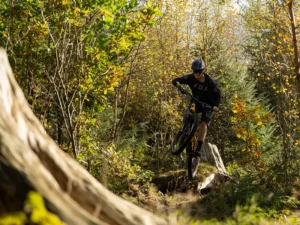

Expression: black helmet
xmin=191 ymin=59 xmax=205 ymax=71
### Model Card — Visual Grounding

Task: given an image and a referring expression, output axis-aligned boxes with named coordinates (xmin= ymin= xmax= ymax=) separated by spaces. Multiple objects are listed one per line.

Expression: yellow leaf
xmin=62 ymin=0 xmax=71 ymax=5
xmin=74 ymin=7 xmax=81 ymax=13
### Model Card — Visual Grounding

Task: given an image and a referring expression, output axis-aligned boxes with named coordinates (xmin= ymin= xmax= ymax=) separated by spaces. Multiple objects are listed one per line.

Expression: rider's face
xmin=193 ymin=70 xmax=204 ymax=80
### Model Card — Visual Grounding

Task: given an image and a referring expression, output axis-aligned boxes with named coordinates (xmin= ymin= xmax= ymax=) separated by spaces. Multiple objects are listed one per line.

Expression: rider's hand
xmin=175 ymin=81 xmax=181 ymax=88
xmin=176 ymin=82 xmax=185 ymax=94
xmin=178 ymin=86 xmax=185 ymax=94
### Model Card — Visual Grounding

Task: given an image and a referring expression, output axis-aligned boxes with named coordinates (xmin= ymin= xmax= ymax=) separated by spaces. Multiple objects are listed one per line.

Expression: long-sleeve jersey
xmin=172 ymin=73 xmax=221 ymax=107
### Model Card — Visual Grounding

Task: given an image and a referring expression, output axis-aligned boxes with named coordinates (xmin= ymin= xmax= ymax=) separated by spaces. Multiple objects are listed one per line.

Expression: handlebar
xmin=177 ymin=87 xmax=212 ymax=109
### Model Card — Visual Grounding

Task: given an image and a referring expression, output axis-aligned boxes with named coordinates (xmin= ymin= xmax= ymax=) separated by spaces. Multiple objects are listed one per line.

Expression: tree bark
xmin=200 ymin=142 xmax=228 ymax=176
xmin=0 ymin=48 xmax=167 ymax=225
xmin=287 ymin=0 xmax=300 ymax=98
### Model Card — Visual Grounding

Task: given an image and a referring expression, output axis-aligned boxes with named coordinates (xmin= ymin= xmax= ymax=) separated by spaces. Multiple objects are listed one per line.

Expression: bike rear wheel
xmin=187 ymin=142 xmax=200 ymax=179
xmin=171 ymin=113 xmax=199 ymax=155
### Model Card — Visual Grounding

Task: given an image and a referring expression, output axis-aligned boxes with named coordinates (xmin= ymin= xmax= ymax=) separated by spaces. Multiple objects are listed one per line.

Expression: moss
xmin=0 ymin=191 xmax=66 ymax=225
xmin=0 ymin=212 xmax=27 ymax=225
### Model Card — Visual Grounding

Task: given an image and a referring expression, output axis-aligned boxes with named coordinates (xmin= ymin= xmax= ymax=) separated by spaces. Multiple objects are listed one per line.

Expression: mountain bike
xmin=171 ymin=87 xmax=212 ymax=179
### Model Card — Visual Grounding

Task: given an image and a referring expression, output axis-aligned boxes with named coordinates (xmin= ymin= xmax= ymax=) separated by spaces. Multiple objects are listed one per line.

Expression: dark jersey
xmin=172 ymin=73 xmax=221 ymax=107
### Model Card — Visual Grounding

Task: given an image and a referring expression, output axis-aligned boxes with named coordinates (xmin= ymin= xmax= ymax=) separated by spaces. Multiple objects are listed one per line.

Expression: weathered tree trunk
xmin=197 ymin=143 xmax=230 ymax=193
xmin=287 ymin=0 xmax=300 ymax=96
xmin=200 ymin=142 xmax=228 ymax=176
xmin=0 ymin=49 xmax=167 ymax=225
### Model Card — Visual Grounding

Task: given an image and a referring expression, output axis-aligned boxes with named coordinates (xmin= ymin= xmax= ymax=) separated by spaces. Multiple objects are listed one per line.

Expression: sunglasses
xmin=193 ymin=70 xmax=203 ymax=74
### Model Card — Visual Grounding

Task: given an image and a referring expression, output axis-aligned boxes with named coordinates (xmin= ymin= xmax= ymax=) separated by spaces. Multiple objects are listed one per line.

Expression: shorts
xmin=195 ymin=103 xmax=213 ymax=126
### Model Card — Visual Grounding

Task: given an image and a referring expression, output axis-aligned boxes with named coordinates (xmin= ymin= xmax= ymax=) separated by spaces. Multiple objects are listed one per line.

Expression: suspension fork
xmin=179 ymin=100 xmax=194 ymax=132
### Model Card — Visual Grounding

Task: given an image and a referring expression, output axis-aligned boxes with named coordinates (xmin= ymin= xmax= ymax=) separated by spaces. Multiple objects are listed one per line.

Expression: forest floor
xmin=121 ymin=168 xmax=300 ymax=224
xmin=121 ymin=167 xmax=222 ymax=223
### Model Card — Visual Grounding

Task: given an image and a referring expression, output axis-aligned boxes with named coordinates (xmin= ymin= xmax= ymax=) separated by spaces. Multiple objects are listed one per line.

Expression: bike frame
xmin=179 ymin=88 xmax=212 ymax=133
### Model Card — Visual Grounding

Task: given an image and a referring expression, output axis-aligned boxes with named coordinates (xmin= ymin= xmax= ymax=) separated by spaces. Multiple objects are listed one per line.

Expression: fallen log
xmin=0 ymin=48 xmax=167 ymax=225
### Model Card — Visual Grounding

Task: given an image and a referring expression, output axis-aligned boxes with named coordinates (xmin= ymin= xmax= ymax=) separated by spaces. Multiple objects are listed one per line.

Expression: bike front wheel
xmin=171 ymin=113 xmax=199 ymax=155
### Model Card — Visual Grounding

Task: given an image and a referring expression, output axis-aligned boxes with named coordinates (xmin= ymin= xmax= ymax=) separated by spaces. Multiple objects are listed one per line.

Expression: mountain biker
xmin=172 ymin=59 xmax=221 ymax=157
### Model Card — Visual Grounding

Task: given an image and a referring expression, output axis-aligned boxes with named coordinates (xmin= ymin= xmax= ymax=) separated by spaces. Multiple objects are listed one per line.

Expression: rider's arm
xmin=172 ymin=75 xmax=190 ymax=87
xmin=212 ymin=84 xmax=221 ymax=107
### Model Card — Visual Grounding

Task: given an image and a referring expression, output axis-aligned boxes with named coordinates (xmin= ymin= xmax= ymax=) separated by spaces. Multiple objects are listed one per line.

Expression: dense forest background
xmin=0 ymin=0 xmax=299 ymax=224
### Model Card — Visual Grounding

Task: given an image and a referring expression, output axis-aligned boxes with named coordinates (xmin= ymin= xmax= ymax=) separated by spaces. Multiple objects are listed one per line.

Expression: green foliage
xmin=0 ymin=192 xmax=65 ymax=225
xmin=173 ymin=194 xmax=300 ymax=225
xmin=106 ymin=148 xmax=155 ymax=194
xmin=0 ymin=0 xmax=299 ymax=223
xmin=231 ymin=94 xmax=276 ymax=168
xmin=243 ymin=0 xmax=300 ymax=185
xmin=0 ymin=0 xmax=160 ymax=158
xmin=174 ymin=174 xmax=300 ymax=224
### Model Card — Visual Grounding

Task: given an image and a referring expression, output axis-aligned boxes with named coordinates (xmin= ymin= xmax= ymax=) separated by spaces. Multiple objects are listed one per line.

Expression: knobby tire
xmin=187 ymin=142 xmax=200 ymax=179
